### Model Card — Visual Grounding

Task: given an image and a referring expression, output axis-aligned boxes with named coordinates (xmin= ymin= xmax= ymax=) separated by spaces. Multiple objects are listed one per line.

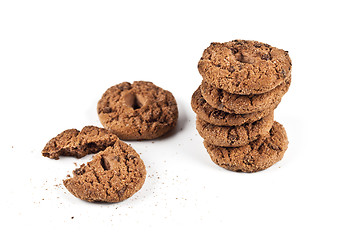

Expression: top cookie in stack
xmin=198 ymin=40 xmax=291 ymax=95
xmin=192 ymin=39 xmax=292 ymax=172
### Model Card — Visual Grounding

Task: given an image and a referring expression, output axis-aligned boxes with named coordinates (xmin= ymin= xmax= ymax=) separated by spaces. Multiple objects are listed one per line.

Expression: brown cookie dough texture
xmin=42 ymin=126 xmax=118 ymax=160
xmin=63 ymin=140 xmax=146 ymax=203
xmin=42 ymin=125 xmax=146 ymax=203
xmin=200 ymin=77 xmax=290 ymax=114
xmin=198 ymin=40 xmax=292 ymax=95
xmin=97 ymin=81 xmax=178 ymax=140
xmin=196 ymin=112 xmax=274 ymax=147
xmin=191 ymin=87 xmax=277 ymax=126
xmin=204 ymin=121 xmax=288 ymax=172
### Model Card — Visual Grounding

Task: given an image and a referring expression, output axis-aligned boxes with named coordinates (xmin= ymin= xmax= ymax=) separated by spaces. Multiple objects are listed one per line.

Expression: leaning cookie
xmin=42 ymin=126 xmax=118 ymax=159
xmin=200 ymin=77 xmax=290 ymax=114
xmin=191 ymin=87 xmax=278 ymax=126
xmin=196 ymin=112 xmax=274 ymax=147
xmin=63 ymin=140 xmax=146 ymax=202
xmin=97 ymin=81 xmax=178 ymax=140
xmin=204 ymin=121 xmax=288 ymax=173
xmin=198 ymin=40 xmax=292 ymax=95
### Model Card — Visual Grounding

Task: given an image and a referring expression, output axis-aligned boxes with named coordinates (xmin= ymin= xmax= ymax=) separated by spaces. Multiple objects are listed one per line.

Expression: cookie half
xmin=200 ymin=77 xmax=290 ymax=114
xmin=97 ymin=81 xmax=178 ymax=140
xmin=196 ymin=112 xmax=274 ymax=147
xmin=191 ymin=87 xmax=278 ymax=126
xmin=42 ymin=126 xmax=118 ymax=159
xmin=204 ymin=121 xmax=288 ymax=172
xmin=63 ymin=140 xmax=146 ymax=202
xmin=198 ymin=40 xmax=292 ymax=95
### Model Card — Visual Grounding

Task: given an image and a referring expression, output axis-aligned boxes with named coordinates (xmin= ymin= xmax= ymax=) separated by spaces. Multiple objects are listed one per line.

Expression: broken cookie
xmin=42 ymin=125 xmax=146 ymax=202
xmin=42 ymin=126 xmax=118 ymax=160
xmin=63 ymin=140 xmax=146 ymax=202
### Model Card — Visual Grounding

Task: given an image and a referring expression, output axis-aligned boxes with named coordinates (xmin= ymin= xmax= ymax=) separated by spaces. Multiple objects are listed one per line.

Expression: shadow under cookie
xmin=203 ymin=121 xmax=288 ymax=173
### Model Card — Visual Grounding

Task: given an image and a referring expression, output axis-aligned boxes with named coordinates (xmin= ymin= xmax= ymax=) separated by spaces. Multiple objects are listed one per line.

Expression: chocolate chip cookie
xmin=196 ymin=112 xmax=274 ymax=147
xmin=204 ymin=121 xmax=288 ymax=172
xmin=200 ymin=77 xmax=290 ymax=114
xmin=198 ymin=40 xmax=292 ymax=94
xmin=97 ymin=81 xmax=178 ymax=140
xmin=191 ymin=87 xmax=278 ymax=126
xmin=63 ymin=140 xmax=146 ymax=202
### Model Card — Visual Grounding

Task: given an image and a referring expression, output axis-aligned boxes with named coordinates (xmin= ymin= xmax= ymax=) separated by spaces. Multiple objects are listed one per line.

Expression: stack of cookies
xmin=191 ymin=40 xmax=292 ymax=172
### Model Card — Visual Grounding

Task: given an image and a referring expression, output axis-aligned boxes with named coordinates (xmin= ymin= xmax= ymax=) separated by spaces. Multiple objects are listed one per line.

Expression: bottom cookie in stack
xmin=203 ymin=121 xmax=288 ymax=173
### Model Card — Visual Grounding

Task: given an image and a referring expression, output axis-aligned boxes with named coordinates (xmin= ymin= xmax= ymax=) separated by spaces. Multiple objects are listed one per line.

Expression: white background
xmin=1 ymin=0 xmax=359 ymax=239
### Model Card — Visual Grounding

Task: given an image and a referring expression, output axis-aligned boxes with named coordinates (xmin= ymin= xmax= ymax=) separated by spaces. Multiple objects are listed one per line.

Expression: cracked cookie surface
xmin=204 ymin=121 xmax=288 ymax=172
xmin=63 ymin=140 xmax=146 ymax=202
xmin=200 ymin=77 xmax=290 ymax=114
xmin=42 ymin=126 xmax=118 ymax=160
xmin=97 ymin=81 xmax=178 ymax=140
xmin=196 ymin=112 xmax=274 ymax=147
xmin=198 ymin=40 xmax=292 ymax=94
